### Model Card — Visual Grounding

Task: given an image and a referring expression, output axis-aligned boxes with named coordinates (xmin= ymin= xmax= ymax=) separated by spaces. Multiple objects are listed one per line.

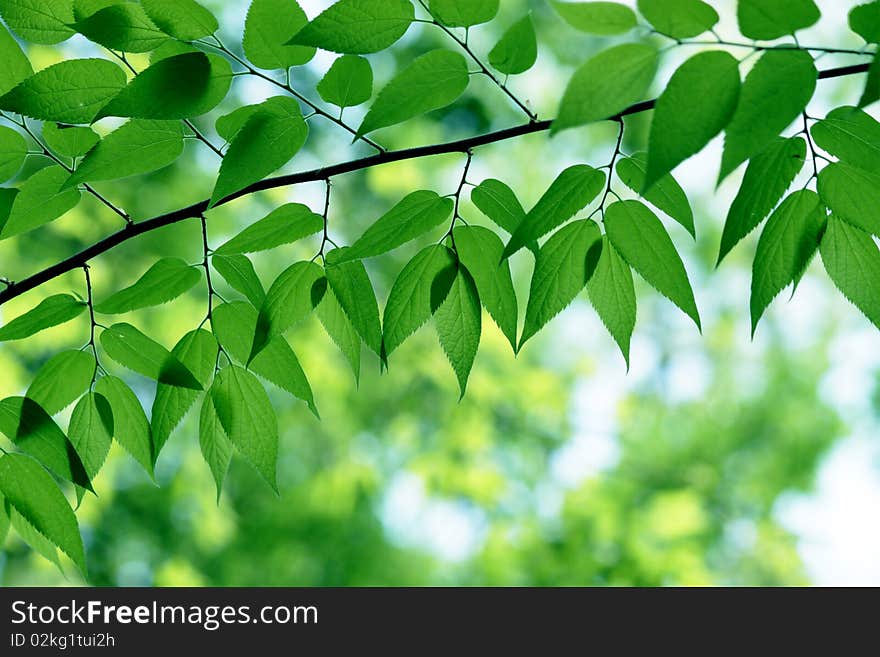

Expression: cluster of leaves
xmin=0 ymin=0 xmax=877 ymax=575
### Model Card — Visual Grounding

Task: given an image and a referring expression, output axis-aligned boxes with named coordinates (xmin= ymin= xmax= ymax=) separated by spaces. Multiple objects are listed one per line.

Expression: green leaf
xmin=817 ymin=162 xmax=880 ymax=237
xmin=0 ymin=493 xmax=8 ymax=544
xmin=860 ymin=52 xmax=880 ymax=108
xmin=243 ymin=0 xmax=314 ymax=70
xmin=0 ymin=396 xmax=91 ymax=490
xmin=215 ymin=104 xmax=261 ymax=142
xmin=0 ymin=124 xmax=26 ymax=183
xmin=210 ymin=96 xmax=308 ymax=206
xmin=0 ymin=0 xmax=75 ymax=44
xmin=94 ymin=376 xmax=153 ymax=477
xmin=357 ymin=50 xmax=469 ymax=137
xmin=336 ymin=190 xmax=453 ymax=263
xmin=718 ymin=137 xmax=806 ymax=264
xmin=720 ymin=49 xmax=816 ymax=181
xmin=453 ymin=225 xmax=518 ymax=350
xmin=637 ymin=0 xmax=718 ymax=38
xmin=150 ymin=329 xmax=217 ymax=460
xmin=0 ymin=166 xmax=81 ymax=239
xmin=27 ymin=350 xmax=95 ymax=415
xmin=101 ymin=323 xmax=203 ymax=390
xmin=94 ymin=257 xmax=201 ymax=314
xmin=520 ymin=219 xmax=601 ymax=349
xmin=488 ymin=14 xmax=537 ymax=76
xmin=434 ymin=264 xmax=481 ymax=397
xmin=0 ymin=24 xmax=33 ymax=96
xmin=212 ymin=254 xmax=265 ymax=307
xmin=72 ymin=3 xmax=168 ymax=53
xmin=211 ymin=301 xmax=317 ymax=415
xmin=811 ymin=106 xmax=880 ymax=173
xmin=588 ymin=236 xmax=636 ymax=367
xmin=850 ymin=2 xmax=880 ymax=43
xmin=325 ymin=249 xmax=382 ymax=355
xmin=750 ymin=190 xmax=825 ymax=334
xmin=616 ymin=152 xmax=695 ymax=238
xmin=737 ymin=0 xmax=820 ymax=40
xmin=429 ymin=0 xmax=498 ymax=27
xmin=97 ymin=52 xmax=233 ymax=120
xmin=820 ymin=215 xmax=880 ymax=329
xmin=503 ymin=164 xmax=605 ymax=258
xmin=553 ymin=43 xmax=658 ymax=134
xmin=41 ymin=122 xmax=99 ymax=159
xmin=7 ymin=504 xmax=61 ymax=568
xmin=150 ymin=38 xmax=198 ymax=63
xmin=142 ymin=0 xmax=218 ymax=41
xmin=0 ymin=58 xmax=126 ymax=123
xmin=198 ymin=393 xmax=231 ymax=500
xmin=605 ymin=200 xmax=700 ymax=329
xmin=64 ymin=120 xmax=183 ymax=188
xmin=0 ymin=294 xmax=86 ymax=341
xmin=68 ymin=392 xmax=114 ymax=481
xmin=0 ymin=453 xmax=85 ymax=573
xmin=215 ymin=203 xmax=323 ymax=255
xmin=0 ymin=188 xmax=16 ymax=228
xmin=210 ymin=365 xmax=278 ymax=491
xmin=644 ymin=51 xmax=740 ymax=190
xmin=317 ymin=55 xmax=373 ymax=108
xmin=316 ymin=286 xmax=361 ymax=380
xmin=253 ymin=260 xmax=325 ymax=358
xmin=383 ymin=244 xmax=456 ymax=358
xmin=470 ymin=178 xmax=537 ymax=252
xmin=73 ymin=0 xmax=125 ymax=22
xmin=287 ymin=0 xmax=414 ymax=54
xmin=551 ymin=1 xmax=637 ymax=34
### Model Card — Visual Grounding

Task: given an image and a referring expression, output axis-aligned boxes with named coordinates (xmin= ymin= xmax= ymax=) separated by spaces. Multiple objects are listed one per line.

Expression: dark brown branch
xmin=0 ymin=62 xmax=869 ymax=308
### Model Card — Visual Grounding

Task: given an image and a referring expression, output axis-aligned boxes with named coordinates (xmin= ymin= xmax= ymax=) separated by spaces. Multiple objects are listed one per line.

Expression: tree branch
xmin=0 ymin=62 xmax=869 ymax=308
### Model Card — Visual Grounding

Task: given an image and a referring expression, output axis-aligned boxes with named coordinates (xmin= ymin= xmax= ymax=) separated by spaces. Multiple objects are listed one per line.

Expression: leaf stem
xmin=82 ymin=264 xmax=101 ymax=387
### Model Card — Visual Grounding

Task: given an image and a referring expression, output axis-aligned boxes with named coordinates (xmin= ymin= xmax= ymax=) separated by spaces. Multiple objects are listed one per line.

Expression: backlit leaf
xmin=588 ymin=236 xmax=636 ymax=367
xmin=41 ymin=122 xmax=99 ymax=159
xmin=503 ymin=164 xmax=605 ymax=258
xmin=470 ymin=178 xmax=537 ymax=252
xmin=97 ymin=52 xmax=233 ymax=120
xmin=211 ymin=96 xmax=308 ymax=206
xmin=210 ymin=365 xmax=278 ymax=491
xmin=520 ymin=219 xmax=601 ymax=349
xmin=94 ymin=257 xmax=201 ymax=314
xmin=820 ymin=214 xmax=880 ymax=329
xmin=811 ymin=106 xmax=880 ymax=173
xmin=429 ymin=0 xmax=498 ymax=27
xmin=605 ymin=200 xmax=700 ymax=329
xmin=0 ymin=453 xmax=85 ymax=573
xmin=0 ymin=0 xmax=74 ymax=44
xmin=316 ymin=286 xmax=362 ymax=380
xmin=0 ymin=24 xmax=33 ymax=96
xmin=0 ymin=58 xmax=126 ymax=123
xmin=142 ymin=0 xmax=218 ymax=41
xmin=382 ymin=244 xmax=456 ymax=358
xmin=718 ymin=137 xmax=806 ymax=264
xmin=212 ymin=254 xmax=266 ymax=307
xmin=637 ymin=0 xmax=718 ymax=38
xmin=215 ymin=203 xmax=323 ymax=255
xmin=72 ymin=3 xmax=168 ymax=53
xmin=0 ymin=125 xmax=26 ymax=183
xmin=737 ymin=0 xmax=820 ymax=40
xmin=617 ymin=152 xmax=695 ymax=238
xmin=318 ymin=55 xmax=373 ymax=108
xmin=645 ymin=51 xmax=740 ymax=190
xmin=65 ymin=120 xmax=184 ymax=187
xmin=68 ymin=392 xmax=114 ymax=481
xmin=325 ymin=249 xmax=382 ymax=355
xmin=26 ymin=350 xmax=95 ymax=415
xmin=287 ymin=0 xmax=414 ymax=54
xmin=94 ymin=376 xmax=154 ymax=477
xmin=253 ymin=260 xmax=325 ymax=357
xmin=750 ymin=190 xmax=825 ymax=333
xmin=453 ymin=225 xmax=518 ymax=350
xmin=0 ymin=166 xmax=81 ymax=239
xmin=0 ymin=294 xmax=86 ymax=342
xmin=357 ymin=50 xmax=469 ymax=137
xmin=198 ymin=393 xmax=231 ymax=499
xmin=554 ymin=43 xmax=658 ymax=134
xmin=489 ymin=14 xmax=537 ymax=76
xmin=551 ymin=1 xmax=636 ymax=35
xmin=101 ymin=323 xmax=203 ymax=390
xmin=720 ymin=49 xmax=816 ymax=181
xmin=434 ymin=264 xmax=481 ymax=397
xmin=243 ymin=0 xmax=314 ymax=70
xmin=336 ymin=190 xmax=453 ymax=263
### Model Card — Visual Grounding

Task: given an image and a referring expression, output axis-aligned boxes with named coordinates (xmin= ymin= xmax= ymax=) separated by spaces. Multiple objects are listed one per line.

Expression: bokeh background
xmin=1 ymin=0 xmax=878 ymax=586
